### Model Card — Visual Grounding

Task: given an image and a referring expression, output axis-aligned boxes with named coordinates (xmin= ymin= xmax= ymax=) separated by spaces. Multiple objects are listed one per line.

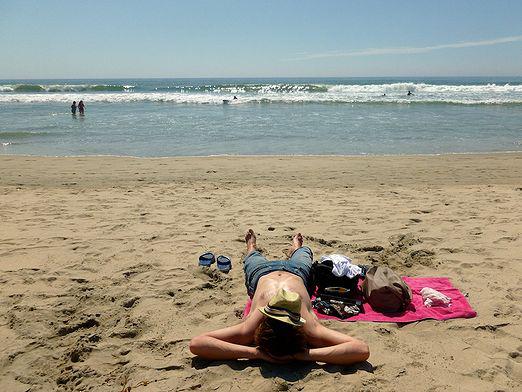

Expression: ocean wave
xmin=153 ymin=83 xmax=329 ymax=93
xmin=12 ymin=84 xmax=46 ymax=92
xmin=0 ymin=93 xmax=520 ymax=105
xmin=0 ymin=131 xmax=55 ymax=139
xmin=0 ymin=83 xmax=521 ymax=104
xmin=327 ymin=82 xmax=522 ymax=94
xmin=0 ymin=84 xmax=135 ymax=93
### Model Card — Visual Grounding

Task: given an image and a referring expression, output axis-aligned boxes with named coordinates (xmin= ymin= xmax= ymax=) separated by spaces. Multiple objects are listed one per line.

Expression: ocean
xmin=1 ymin=77 xmax=521 ymax=157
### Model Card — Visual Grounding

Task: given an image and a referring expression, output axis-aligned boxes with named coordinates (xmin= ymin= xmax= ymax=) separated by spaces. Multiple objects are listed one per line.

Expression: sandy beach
xmin=0 ymin=153 xmax=521 ymax=392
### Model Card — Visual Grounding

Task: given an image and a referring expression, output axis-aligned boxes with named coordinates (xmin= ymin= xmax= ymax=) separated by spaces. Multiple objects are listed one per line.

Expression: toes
xmin=245 ymin=229 xmax=256 ymax=242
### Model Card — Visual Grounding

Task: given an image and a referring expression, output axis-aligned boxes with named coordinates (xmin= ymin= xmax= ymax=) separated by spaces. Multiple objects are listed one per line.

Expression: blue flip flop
xmin=216 ymin=255 xmax=232 ymax=273
xmin=199 ymin=252 xmax=215 ymax=267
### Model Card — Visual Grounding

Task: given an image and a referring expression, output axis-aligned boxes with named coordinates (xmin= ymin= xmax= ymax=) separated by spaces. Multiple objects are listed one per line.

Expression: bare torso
xmin=248 ymin=270 xmax=318 ymax=327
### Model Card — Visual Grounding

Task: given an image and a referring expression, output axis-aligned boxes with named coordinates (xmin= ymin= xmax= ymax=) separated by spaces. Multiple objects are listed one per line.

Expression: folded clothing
xmin=320 ymin=254 xmax=362 ymax=278
xmin=420 ymin=287 xmax=451 ymax=307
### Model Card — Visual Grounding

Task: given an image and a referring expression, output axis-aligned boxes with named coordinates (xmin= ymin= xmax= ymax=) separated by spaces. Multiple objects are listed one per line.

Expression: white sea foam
xmin=0 ymin=83 xmax=521 ymax=104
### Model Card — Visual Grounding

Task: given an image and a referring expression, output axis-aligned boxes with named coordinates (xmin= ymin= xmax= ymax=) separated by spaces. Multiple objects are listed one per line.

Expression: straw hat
xmin=258 ymin=289 xmax=306 ymax=326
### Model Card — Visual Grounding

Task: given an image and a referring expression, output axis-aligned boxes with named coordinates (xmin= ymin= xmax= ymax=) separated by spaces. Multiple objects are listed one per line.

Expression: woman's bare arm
xmin=299 ymin=322 xmax=370 ymax=365
xmin=189 ymin=311 xmax=269 ymax=361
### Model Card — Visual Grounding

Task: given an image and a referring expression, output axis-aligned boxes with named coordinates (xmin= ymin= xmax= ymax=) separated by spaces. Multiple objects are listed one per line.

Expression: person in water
xmin=233 ymin=95 xmax=238 ymax=100
xmin=71 ymin=101 xmax=77 ymax=115
xmin=190 ymin=229 xmax=370 ymax=365
xmin=407 ymin=90 xmax=413 ymax=96
xmin=78 ymin=100 xmax=85 ymax=115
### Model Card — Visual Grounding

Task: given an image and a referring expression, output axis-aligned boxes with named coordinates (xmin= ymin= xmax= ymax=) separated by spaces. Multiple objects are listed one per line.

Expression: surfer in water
xmin=223 ymin=96 xmax=238 ymax=104
xmin=407 ymin=90 xmax=413 ymax=96
xmin=78 ymin=100 xmax=85 ymax=115
xmin=71 ymin=101 xmax=77 ymax=115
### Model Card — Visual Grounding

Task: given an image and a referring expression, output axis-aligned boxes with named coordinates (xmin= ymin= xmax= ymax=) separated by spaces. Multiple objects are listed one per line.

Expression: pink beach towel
xmin=243 ymin=277 xmax=476 ymax=323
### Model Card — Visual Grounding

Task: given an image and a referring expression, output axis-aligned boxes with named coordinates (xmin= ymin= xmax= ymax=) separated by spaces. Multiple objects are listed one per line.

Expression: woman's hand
xmin=291 ymin=349 xmax=310 ymax=361
xmin=253 ymin=348 xmax=293 ymax=364
xmin=253 ymin=348 xmax=313 ymax=363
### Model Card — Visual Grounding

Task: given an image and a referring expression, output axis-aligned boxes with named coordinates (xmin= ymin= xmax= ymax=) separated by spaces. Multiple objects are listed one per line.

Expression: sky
xmin=1 ymin=0 xmax=521 ymax=78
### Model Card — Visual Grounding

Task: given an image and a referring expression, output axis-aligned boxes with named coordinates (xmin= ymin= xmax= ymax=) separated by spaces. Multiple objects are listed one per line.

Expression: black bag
xmin=312 ymin=259 xmax=362 ymax=295
xmin=362 ymin=266 xmax=412 ymax=313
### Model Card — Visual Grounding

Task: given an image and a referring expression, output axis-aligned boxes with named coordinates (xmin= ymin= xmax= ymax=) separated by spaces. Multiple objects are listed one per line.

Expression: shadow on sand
xmin=191 ymin=357 xmax=373 ymax=382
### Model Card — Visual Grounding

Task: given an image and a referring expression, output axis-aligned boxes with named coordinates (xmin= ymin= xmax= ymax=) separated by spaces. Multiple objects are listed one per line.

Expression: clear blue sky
xmin=1 ymin=0 xmax=521 ymax=78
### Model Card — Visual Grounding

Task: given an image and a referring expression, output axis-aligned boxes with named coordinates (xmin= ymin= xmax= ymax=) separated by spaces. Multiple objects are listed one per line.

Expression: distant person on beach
xmin=407 ymin=90 xmax=413 ymax=96
xmin=78 ymin=100 xmax=85 ymax=115
xmin=71 ymin=101 xmax=77 ymax=115
xmin=190 ymin=229 xmax=370 ymax=365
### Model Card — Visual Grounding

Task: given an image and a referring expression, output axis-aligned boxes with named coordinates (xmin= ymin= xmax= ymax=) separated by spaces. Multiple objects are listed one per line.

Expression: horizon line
xmin=1 ymin=74 xmax=522 ymax=81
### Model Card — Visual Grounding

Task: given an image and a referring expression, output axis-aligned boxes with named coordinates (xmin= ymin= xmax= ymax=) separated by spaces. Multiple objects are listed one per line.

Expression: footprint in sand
xmin=493 ymin=236 xmax=519 ymax=243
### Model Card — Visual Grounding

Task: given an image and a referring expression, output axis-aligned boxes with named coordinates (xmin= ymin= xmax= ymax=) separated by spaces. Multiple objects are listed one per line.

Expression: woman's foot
xmin=245 ymin=229 xmax=257 ymax=253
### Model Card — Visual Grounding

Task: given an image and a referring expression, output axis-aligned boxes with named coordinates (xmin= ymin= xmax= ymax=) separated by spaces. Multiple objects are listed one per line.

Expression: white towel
xmin=320 ymin=254 xmax=362 ymax=279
